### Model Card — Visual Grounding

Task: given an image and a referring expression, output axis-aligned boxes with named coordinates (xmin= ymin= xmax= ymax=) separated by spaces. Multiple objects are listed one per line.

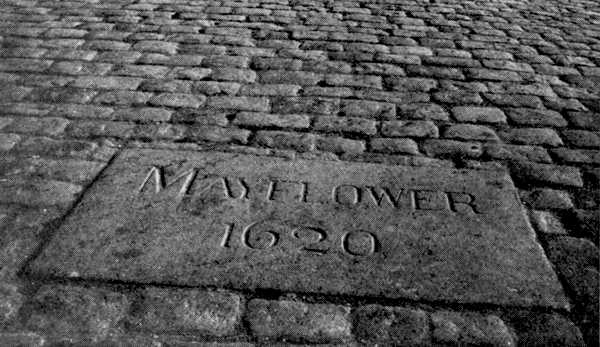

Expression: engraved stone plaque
xmin=30 ymin=149 xmax=568 ymax=308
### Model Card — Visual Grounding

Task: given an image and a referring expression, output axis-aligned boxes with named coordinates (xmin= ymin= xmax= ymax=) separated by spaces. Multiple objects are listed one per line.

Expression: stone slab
xmin=30 ymin=149 xmax=568 ymax=308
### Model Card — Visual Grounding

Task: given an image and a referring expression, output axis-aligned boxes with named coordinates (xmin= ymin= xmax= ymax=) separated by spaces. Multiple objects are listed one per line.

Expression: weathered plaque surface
xmin=31 ymin=149 xmax=567 ymax=308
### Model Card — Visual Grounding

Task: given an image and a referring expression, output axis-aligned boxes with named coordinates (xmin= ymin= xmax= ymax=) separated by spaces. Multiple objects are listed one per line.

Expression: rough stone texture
xmin=30 ymin=149 xmax=567 ymax=308
xmin=0 ymin=282 xmax=24 ymax=324
xmin=246 ymin=299 xmax=351 ymax=343
xmin=520 ymin=189 xmax=574 ymax=210
xmin=443 ymin=124 xmax=500 ymax=142
xmin=370 ymin=138 xmax=419 ymax=155
xmin=354 ymin=305 xmax=430 ymax=346
xmin=0 ymin=0 xmax=598 ymax=344
xmin=0 ymin=178 xmax=82 ymax=207
xmin=545 ymin=236 xmax=599 ymax=346
xmin=529 ymin=210 xmax=568 ymax=235
xmin=27 ymin=285 xmax=129 ymax=338
xmin=423 ymin=139 xmax=483 ymax=158
xmin=509 ymin=312 xmax=586 ymax=347
xmin=0 ymin=333 xmax=45 ymax=347
xmin=381 ymin=120 xmax=438 ymax=138
xmin=128 ymin=288 xmax=241 ymax=336
xmin=431 ymin=311 xmax=516 ymax=347
xmin=235 ymin=112 xmax=310 ymax=129
xmin=452 ymin=106 xmax=507 ymax=123
xmin=0 ymin=206 xmax=65 ymax=279
xmin=509 ymin=162 xmax=583 ymax=187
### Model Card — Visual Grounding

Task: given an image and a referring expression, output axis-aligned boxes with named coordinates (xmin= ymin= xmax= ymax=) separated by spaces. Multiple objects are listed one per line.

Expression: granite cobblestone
xmin=0 ymin=0 xmax=598 ymax=344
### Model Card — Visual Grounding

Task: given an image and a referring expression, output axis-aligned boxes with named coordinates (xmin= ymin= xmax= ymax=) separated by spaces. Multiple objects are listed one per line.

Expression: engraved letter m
xmin=138 ymin=166 xmax=197 ymax=199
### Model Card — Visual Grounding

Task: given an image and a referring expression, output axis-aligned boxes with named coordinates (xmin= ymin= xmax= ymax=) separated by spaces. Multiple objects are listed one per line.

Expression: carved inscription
xmin=220 ymin=221 xmax=377 ymax=257
xmin=138 ymin=166 xmax=484 ymax=214
xmin=30 ymin=149 xmax=569 ymax=309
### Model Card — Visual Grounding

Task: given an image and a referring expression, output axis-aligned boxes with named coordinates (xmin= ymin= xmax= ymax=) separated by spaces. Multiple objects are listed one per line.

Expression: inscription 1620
xmin=30 ymin=149 xmax=568 ymax=309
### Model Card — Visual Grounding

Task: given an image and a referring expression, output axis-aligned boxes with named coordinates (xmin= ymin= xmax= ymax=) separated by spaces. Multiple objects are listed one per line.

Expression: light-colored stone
xmin=432 ymin=311 xmax=516 ymax=346
xmin=129 ymin=288 xmax=241 ymax=336
xmin=247 ymin=299 xmax=351 ymax=343
xmin=31 ymin=149 xmax=567 ymax=308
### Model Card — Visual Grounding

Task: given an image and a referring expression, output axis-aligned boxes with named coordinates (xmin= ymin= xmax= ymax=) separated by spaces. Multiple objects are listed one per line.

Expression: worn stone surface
xmin=246 ymin=299 xmax=351 ymax=343
xmin=354 ymin=305 xmax=430 ymax=346
xmin=0 ymin=282 xmax=24 ymax=324
xmin=509 ymin=312 xmax=586 ymax=347
xmin=26 ymin=284 xmax=129 ymax=338
xmin=1 ymin=0 xmax=599 ymax=344
xmin=31 ymin=149 xmax=566 ymax=308
xmin=431 ymin=311 xmax=516 ymax=347
xmin=128 ymin=288 xmax=242 ymax=336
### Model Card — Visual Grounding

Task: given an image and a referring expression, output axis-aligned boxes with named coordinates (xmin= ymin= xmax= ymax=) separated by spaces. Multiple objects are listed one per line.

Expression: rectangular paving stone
xmin=30 ymin=149 xmax=567 ymax=308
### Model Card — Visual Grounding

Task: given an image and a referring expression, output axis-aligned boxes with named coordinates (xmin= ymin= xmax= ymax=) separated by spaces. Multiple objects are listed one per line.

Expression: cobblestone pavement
xmin=0 ymin=0 xmax=598 ymax=345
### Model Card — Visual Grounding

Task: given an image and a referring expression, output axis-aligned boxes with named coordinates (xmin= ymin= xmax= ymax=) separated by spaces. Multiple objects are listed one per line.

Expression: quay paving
xmin=0 ymin=0 xmax=598 ymax=345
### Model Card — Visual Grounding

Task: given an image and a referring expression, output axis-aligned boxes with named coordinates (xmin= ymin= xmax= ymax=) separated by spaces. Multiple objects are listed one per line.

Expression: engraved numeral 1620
xmin=220 ymin=222 xmax=377 ymax=257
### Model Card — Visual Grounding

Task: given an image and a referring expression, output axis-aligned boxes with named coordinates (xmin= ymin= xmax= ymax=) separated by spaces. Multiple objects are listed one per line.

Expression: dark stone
xmin=509 ymin=312 xmax=585 ymax=347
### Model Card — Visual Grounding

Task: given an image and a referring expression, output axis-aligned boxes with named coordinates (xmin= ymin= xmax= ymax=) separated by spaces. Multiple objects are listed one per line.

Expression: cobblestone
xmin=27 ymin=285 xmax=129 ymax=338
xmin=254 ymin=130 xmax=315 ymax=152
xmin=431 ymin=311 xmax=516 ymax=346
xmin=545 ymin=237 xmax=599 ymax=345
xmin=149 ymin=93 xmax=206 ymax=108
xmin=0 ymin=282 xmax=24 ymax=324
xmin=246 ymin=299 xmax=351 ymax=343
xmin=235 ymin=112 xmax=310 ymax=129
xmin=0 ymin=0 xmax=598 ymax=344
xmin=128 ymin=288 xmax=241 ymax=336
xmin=2 ymin=116 xmax=69 ymax=136
xmin=273 ymin=97 xmax=339 ymax=115
xmin=552 ymin=148 xmax=600 ymax=165
xmin=530 ymin=210 xmax=569 ymax=235
xmin=566 ymin=112 xmax=600 ymax=130
xmin=240 ymin=84 xmax=301 ymax=97
xmin=499 ymin=128 xmax=564 ymax=147
xmin=370 ymin=138 xmax=419 ymax=155
xmin=423 ymin=139 xmax=483 ymax=159
xmin=452 ymin=106 xmax=507 ymax=124
xmin=484 ymin=144 xmax=552 ymax=163
xmin=325 ymin=73 xmax=383 ymax=89
xmin=188 ymin=125 xmax=250 ymax=144
xmin=385 ymin=77 xmax=437 ymax=92
xmin=314 ymin=116 xmax=376 ymax=135
xmin=69 ymin=76 xmax=142 ymax=90
xmin=354 ymin=305 xmax=430 ymax=346
xmin=443 ymin=124 xmax=500 ymax=142
xmin=207 ymin=96 xmax=269 ymax=112
xmin=341 ymin=99 xmax=395 ymax=119
xmin=510 ymin=312 xmax=586 ymax=347
xmin=505 ymin=108 xmax=568 ymax=127
xmin=398 ymin=103 xmax=449 ymax=121
xmin=562 ymin=130 xmax=600 ymax=148
xmin=0 ymin=134 xmax=21 ymax=151
xmin=382 ymin=120 xmax=438 ymax=138
xmin=520 ymin=188 xmax=574 ymax=210
xmin=316 ymin=135 xmax=366 ymax=155
xmin=112 ymin=107 xmax=172 ymax=122
xmin=509 ymin=161 xmax=583 ymax=187
xmin=212 ymin=68 xmax=257 ymax=83
xmin=0 ymin=206 xmax=62 ymax=278
xmin=66 ymin=120 xmax=135 ymax=139
xmin=0 ymin=178 xmax=82 ymax=207
xmin=93 ymin=91 xmax=153 ymax=106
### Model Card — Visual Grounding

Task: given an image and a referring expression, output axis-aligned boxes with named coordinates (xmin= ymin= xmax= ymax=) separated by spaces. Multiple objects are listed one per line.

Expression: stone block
xmin=246 ymin=299 xmax=351 ymax=343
